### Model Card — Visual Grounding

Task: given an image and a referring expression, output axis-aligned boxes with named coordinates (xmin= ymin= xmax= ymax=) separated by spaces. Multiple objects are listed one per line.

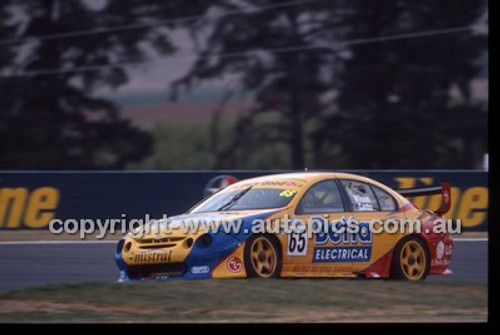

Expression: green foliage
xmin=129 ymin=119 xmax=293 ymax=170
xmin=128 ymin=122 xmax=216 ymax=170
xmin=171 ymin=0 xmax=343 ymax=169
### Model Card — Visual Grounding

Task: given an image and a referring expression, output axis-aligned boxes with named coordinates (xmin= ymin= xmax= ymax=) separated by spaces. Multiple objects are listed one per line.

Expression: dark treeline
xmin=0 ymin=0 xmax=487 ymax=170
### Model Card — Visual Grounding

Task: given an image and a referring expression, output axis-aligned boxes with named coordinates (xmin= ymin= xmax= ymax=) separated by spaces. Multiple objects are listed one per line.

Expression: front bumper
xmin=115 ymin=232 xmax=243 ymax=281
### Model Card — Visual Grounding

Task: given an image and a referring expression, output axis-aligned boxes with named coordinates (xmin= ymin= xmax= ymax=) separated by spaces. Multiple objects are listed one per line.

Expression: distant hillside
xmin=98 ymin=52 xmax=488 ymax=129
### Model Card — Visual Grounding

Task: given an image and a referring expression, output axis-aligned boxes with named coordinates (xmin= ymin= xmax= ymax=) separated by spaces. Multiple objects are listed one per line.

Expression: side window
xmin=296 ymin=180 xmax=345 ymax=214
xmin=340 ymin=180 xmax=380 ymax=212
xmin=373 ymin=186 xmax=397 ymax=211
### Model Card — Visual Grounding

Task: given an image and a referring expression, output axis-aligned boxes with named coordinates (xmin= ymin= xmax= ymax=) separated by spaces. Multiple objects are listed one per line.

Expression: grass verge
xmin=0 ymin=280 xmax=487 ymax=323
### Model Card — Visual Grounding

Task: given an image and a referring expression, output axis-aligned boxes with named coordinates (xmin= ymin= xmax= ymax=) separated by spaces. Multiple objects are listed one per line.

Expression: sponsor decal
xmin=311 ymin=216 xmax=372 ymax=263
xmin=313 ymin=216 xmax=373 ymax=245
xmin=313 ymin=246 xmax=371 ymax=263
xmin=431 ymin=258 xmax=450 ymax=267
xmin=436 ymin=241 xmax=445 ymax=259
xmin=279 ymin=189 xmax=297 ymax=197
xmin=129 ymin=250 xmax=172 ymax=263
xmin=191 ymin=265 xmax=210 ymax=274
xmin=445 ymin=244 xmax=453 ymax=256
xmin=231 ymin=180 xmax=305 ymax=190
xmin=227 ymin=256 xmax=243 ymax=273
xmin=260 ymin=180 xmax=304 ymax=188
xmin=378 ymin=195 xmax=393 ymax=209
xmin=292 ymin=265 xmax=352 ymax=272
xmin=0 ymin=187 xmax=60 ymax=228
xmin=352 ymin=194 xmax=374 ymax=211
xmin=431 ymin=242 xmax=451 ymax=267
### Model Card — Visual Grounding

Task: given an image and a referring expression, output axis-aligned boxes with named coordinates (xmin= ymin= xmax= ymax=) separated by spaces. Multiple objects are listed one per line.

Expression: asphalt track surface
xmin=0 ymin=240 xmax=487 ymax=292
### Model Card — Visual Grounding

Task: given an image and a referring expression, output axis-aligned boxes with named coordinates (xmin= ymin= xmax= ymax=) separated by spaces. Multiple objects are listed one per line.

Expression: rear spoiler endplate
xmin=397 ymin=182 xmax=451 ymax=215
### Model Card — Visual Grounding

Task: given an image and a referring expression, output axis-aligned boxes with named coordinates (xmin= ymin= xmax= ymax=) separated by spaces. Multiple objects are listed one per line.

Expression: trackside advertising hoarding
xmin=0 ymin=170 xmax=488 ymax=231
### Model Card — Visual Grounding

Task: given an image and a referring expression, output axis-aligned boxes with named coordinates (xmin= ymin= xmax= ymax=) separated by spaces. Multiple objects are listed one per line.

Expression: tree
xmin=0 ymin=0 xmax=217 ymax=169
xmin=312 ymin=0 xmax=487 ymax=169
xmin=173 ymin=0 xmax=487 ymax=169
xmin=171 ymin=0 xmax=345 ymax=169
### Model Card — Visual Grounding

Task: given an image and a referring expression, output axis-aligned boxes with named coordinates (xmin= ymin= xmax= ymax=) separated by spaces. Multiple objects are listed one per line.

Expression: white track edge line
xmin=453 ymin=238 xmax=488 ymax=242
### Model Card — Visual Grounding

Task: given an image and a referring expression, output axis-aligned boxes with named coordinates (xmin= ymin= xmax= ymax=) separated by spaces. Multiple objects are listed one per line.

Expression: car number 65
xmin=287 ymin=231 xmax=308 ymax=256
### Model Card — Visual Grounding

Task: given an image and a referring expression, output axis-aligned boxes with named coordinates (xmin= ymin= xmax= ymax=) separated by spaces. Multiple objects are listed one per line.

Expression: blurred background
xmin=0 ymin=2 xmax=489 ymax=311
xmin=0 ymin=0 xmax=488 ymax=171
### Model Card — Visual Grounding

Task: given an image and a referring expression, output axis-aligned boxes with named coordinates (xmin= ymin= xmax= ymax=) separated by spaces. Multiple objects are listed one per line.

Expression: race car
xmin=115 ymin=172 xmax=453 ymax=281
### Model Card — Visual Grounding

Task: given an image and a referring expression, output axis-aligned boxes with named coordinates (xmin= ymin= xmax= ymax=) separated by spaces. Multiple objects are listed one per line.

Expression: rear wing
xmin=397 ymin=182 xmax=451 ymax=215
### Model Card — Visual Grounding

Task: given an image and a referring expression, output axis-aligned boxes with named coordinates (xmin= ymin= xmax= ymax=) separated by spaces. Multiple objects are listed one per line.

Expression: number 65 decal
xmin=287 ymin=230 xmax=308 ymax=256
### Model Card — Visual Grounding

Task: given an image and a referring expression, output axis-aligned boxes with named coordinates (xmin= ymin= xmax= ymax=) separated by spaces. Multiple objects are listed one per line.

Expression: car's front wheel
xmin=391 ymin=236 xmax=429 ymax=280
xmin=244 ymin=235 xmax=281 ymax=278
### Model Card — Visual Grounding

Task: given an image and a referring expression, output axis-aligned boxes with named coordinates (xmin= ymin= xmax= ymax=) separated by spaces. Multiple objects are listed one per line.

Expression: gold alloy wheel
xmin=400 ymin=240 xmax=427 ymax=280
xmin=250 ymin=237 xmax=277 ymax=278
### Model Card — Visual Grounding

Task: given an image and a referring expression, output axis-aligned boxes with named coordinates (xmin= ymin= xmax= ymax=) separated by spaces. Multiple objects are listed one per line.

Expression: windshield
xmin=190 ymin=188 xmax=297 ymax=213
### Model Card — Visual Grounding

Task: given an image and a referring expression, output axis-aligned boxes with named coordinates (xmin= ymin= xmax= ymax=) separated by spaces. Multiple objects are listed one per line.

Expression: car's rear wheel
xmin=244 ymin=235 xmax=281 ymax=278
xmin=391 ymin=236 xmax=429 ymax=280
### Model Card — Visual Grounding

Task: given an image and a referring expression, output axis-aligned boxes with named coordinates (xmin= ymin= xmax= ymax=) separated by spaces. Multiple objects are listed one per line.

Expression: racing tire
xmin=391 ymin=236 xmax=430 ymax=281
xmin=244 ymin=234 xmax=282 ymax=278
